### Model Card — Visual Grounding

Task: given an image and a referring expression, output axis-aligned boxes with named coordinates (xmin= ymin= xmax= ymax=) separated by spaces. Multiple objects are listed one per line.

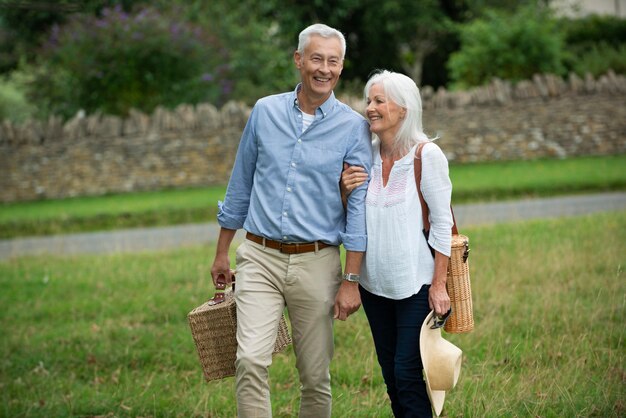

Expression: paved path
xmin=1 ymin=192 xmax=625 ymax=260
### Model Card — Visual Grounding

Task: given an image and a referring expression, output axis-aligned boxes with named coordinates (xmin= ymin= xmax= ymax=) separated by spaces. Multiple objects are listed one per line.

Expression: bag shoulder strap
xmin=414 ymin=143 xmax=459 ymax=235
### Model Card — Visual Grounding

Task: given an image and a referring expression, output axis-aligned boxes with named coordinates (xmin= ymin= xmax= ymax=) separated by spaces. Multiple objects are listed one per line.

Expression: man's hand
xmin=333 ymin=281 xmax=361 ymax=321
xmin=210 ymin=253 xmax=233 ymax=290
xmin=210 ymin=228 xmax=237 ymax=289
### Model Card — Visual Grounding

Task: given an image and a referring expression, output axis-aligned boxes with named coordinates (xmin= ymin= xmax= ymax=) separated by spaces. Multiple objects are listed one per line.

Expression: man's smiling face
xmin=294 ymin=35 xmax=344 ymax=103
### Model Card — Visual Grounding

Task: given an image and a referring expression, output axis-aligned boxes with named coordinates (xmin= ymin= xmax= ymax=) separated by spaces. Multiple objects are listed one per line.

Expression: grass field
xmin=1 ymin=211 xmax=624 ymax=417
xmin=1 ymin=154 xmax=625 ymax=238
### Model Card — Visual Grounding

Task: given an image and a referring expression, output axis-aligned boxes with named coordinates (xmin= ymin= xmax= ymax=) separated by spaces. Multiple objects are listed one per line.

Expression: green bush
xmin=559 ymin=14 xmax=626 ymax=49
xmin=26 ymin=5 xmax=230 ymax=119
xmin=165 ymin=0 xmax=297 ymax=105
xmin=568 ymin=42 xmax=626 ymax=77
xmin=0 ymin=74 xmax=36 ymax=122
xmin=447 ymin=5 xmax=567 ymax=88
xmin=558 ymin=15 xmax=626 ymax=77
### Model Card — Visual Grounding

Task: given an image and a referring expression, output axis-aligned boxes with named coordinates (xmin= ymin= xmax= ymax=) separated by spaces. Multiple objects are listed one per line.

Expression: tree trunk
xmin=400 ymin=37 xmax=436 ymax=86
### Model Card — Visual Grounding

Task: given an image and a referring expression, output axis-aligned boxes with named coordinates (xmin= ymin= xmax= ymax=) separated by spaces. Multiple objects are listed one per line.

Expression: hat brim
xmin=424 ymin=372 xmax=446 ymax=416
xmin=420 ymin=311 xmax=463 ymax=417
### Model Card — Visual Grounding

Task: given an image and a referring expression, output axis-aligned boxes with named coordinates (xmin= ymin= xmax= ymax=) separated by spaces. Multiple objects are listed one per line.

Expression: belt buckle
xmin=279 ymin=242 xmax=297 ymax=254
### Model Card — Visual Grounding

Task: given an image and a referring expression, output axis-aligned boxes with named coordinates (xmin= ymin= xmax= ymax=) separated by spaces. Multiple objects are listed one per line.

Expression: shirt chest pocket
xmin=300 ymin=143 xmax=343 ymax=183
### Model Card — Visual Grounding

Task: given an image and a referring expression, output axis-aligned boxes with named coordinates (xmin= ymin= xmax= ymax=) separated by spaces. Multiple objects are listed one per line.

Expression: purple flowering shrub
xmin=33 ymin=5 xmax=229 ymax=118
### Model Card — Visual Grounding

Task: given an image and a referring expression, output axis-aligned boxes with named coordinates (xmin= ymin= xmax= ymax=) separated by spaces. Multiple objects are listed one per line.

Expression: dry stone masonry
xmin=1 ymin=72 xmax=625 ymax=203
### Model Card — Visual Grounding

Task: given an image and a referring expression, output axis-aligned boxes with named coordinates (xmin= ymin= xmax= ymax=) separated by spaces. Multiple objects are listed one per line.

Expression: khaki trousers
xmin=234 ymin=239 xmax=342 ymax=418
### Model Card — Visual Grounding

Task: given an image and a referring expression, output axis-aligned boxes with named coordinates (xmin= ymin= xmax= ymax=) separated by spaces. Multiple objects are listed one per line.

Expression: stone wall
xmin=1 ymin=72 xmax=625 ymax=203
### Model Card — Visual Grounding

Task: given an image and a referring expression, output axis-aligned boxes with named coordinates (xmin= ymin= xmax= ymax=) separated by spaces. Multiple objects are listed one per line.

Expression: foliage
xmin=154 ymin=0 xmax=297 ymax=105
xmin=447 ymin=4 xmax=567 ymax=88
xmin=252 ymin=0 xmax=464 ymax=86
xmin=2 ymin=155 xmax=625 ymax=238
xmin=558 ymin=15 xmax=626 ymax=77
xmin=2 ymin=1 xmax=624 ymax=115
xmin=366 ymin=0 xmax=455 ymax=84
xmin=24 ymin=5 xmax=229 ymax=118
xmin=463 ymin=0 xmax=550 ymax=17
xmin=0 ymin=74 xmax=36 ymax=122
xmin=567 ymin=42 xmax=626 ymax=78
xmin=558 ymin=14 xmax=626 ymax=49
xmin=0 ymin=0 xmax=74 ymax=73
xmin=243 ymin=0 xmax=373 ymax=84
xmin=254 ymin=0 xmax=558 ymax=88
xmin=0 ymin=0 xmax=140 ymax=73
xmin=0 ymin=212 xmax=624 ymax=416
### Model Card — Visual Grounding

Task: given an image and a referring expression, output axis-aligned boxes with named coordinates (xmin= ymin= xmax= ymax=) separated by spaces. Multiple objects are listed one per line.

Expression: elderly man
xmin=210 ymin=23 xmax=372 ymax=417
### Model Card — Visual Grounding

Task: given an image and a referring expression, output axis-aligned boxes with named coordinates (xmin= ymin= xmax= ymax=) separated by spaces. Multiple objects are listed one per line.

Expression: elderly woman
xmin=341 ymin=70 xmax=453 ymax=417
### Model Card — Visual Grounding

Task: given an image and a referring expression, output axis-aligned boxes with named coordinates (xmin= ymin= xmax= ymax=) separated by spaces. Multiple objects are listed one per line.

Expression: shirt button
xmin=283 ymin=212 xmax=288 ymax=217
xmin=283 ymin=236 xmax=288 ymax=240
xmin=291 ymin=162 xmax=296 ymax=167
xmin=298 ymin=114 xmax=302 ymax=117
xmin=297 ymin=139 xmax=302 ymax=143
xmin=287 ymin=187 xmax=292 ymax=192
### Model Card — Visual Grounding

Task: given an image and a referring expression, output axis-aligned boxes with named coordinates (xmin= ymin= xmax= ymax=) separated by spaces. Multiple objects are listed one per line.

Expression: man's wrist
xmin=343 ymin=273 xmax=360 ymax=283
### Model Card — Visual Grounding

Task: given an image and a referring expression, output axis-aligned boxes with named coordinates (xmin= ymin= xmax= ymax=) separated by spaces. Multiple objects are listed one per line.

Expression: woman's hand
xmin=340 ymin=163 xmax=368 ymax=196
xmin=428 ymin=280 xmax=451 ymax=317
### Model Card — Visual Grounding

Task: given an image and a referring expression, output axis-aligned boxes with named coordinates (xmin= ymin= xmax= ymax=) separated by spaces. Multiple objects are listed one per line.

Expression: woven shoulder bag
xmin=414 ymin=143 xmax=474 ymax=333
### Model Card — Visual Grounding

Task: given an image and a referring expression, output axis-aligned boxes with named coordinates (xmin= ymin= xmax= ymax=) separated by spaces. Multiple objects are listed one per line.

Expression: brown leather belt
xmin=246 ymin=232 xmax=332 ymax=254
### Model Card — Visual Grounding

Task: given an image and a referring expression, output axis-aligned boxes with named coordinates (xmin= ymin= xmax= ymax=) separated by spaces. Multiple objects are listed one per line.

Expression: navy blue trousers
xmin=360 ymin=285 xmax=433 ymax=418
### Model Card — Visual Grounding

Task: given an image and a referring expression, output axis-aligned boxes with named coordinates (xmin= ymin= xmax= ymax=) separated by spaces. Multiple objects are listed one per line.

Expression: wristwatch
xmin=343 ymin=273 xmax=360 ymax=283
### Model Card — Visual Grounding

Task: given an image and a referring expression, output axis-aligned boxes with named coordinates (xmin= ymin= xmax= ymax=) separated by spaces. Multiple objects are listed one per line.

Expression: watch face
xmin=344 ymin=273 xmax=360 ymax=282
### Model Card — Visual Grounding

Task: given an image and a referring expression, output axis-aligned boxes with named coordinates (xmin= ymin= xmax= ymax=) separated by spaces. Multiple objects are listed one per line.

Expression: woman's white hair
xmin=297 ymin=23 xmax=346 ymax=59
xmin=364 ymin=70 xmax=433 ymax=156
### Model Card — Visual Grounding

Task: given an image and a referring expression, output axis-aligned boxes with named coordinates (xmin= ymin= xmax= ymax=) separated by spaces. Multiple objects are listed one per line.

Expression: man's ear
xmin=294 ymin=51 xmax=302 ymax=69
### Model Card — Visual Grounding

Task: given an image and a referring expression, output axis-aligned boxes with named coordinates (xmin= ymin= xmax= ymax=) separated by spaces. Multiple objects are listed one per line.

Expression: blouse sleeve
xmin=420 ymin=142 xmax=453 ymax=257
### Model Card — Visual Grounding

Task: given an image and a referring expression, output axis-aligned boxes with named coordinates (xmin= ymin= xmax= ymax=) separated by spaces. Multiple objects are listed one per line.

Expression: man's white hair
xmin=297 ymin=23 xmax=346 ymax=59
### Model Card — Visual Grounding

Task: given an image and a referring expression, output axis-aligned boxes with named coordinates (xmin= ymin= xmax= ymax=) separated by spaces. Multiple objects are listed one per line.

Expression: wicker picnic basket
xmin=188 ymin=276 xmax=291 ymax=381
xmin=415 ymin=143 xmax=474 ymax=334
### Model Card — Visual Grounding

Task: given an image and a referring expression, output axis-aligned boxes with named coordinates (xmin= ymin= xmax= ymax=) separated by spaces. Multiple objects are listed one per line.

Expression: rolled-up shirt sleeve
xmin=421 ymin=143 xmax=453 ymax=257
xmin=216 ymin=106 xmax=259 ymax=230
xmin=339 ymin=119 xmax=372 ymax=251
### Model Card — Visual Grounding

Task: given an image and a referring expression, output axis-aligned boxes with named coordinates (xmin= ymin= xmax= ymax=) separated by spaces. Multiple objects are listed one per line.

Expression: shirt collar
xmin=374 ymin=143 xmax=418 ymax=166
xmin=292 ymin=83 xmax=336 ymax=118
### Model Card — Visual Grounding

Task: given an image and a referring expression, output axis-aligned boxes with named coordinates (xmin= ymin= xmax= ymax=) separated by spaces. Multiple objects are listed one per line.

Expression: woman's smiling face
xmin=366 ymin=83 xmax=406 ymax=139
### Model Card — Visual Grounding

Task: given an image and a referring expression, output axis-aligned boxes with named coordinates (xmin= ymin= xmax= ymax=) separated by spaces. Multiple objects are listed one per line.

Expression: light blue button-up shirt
xmin=217 ymin=85 xmax=372 ymax=251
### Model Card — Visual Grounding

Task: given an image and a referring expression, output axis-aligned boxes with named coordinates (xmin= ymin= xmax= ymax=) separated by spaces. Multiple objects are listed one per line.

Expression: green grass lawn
xmin=1 ymin=154 xmax=625 ymax=239
xmin=0 ymin=187 xmax=227 ymax=239
xmin=449 ymin=154 xmax=626 ymax=201
xmin=1 ymin=212 xmax=624 ymax=417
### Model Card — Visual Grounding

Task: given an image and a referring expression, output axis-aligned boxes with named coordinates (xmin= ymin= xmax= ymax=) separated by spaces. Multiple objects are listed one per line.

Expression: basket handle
xmin=208 ymin=273 xmax=236 ymax=306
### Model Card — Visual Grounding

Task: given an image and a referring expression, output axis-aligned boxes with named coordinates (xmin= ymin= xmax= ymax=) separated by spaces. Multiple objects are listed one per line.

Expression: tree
xmin=368 ymin=0 xmax=454 ymax=85
xmin=251 ymin=0 xmax=467 ymax=86
xmin=27 ymin=5 xmax=229 ymax=118
xmin=0 ymin=0 xmax=140 ymax=73
xmin=447 ymin=4 xmax=567 ymax=87
xmin=155 ymin=0 xmax=297 ymax=104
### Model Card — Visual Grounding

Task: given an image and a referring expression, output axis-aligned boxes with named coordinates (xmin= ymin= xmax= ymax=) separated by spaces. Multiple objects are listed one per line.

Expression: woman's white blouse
xmin=360 ymin=142 xmax=453 ymax=300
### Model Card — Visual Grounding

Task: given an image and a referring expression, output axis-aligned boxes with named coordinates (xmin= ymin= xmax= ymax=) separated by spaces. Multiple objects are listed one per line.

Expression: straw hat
xmin=420 ymin=310 xmax=463 ymax=417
